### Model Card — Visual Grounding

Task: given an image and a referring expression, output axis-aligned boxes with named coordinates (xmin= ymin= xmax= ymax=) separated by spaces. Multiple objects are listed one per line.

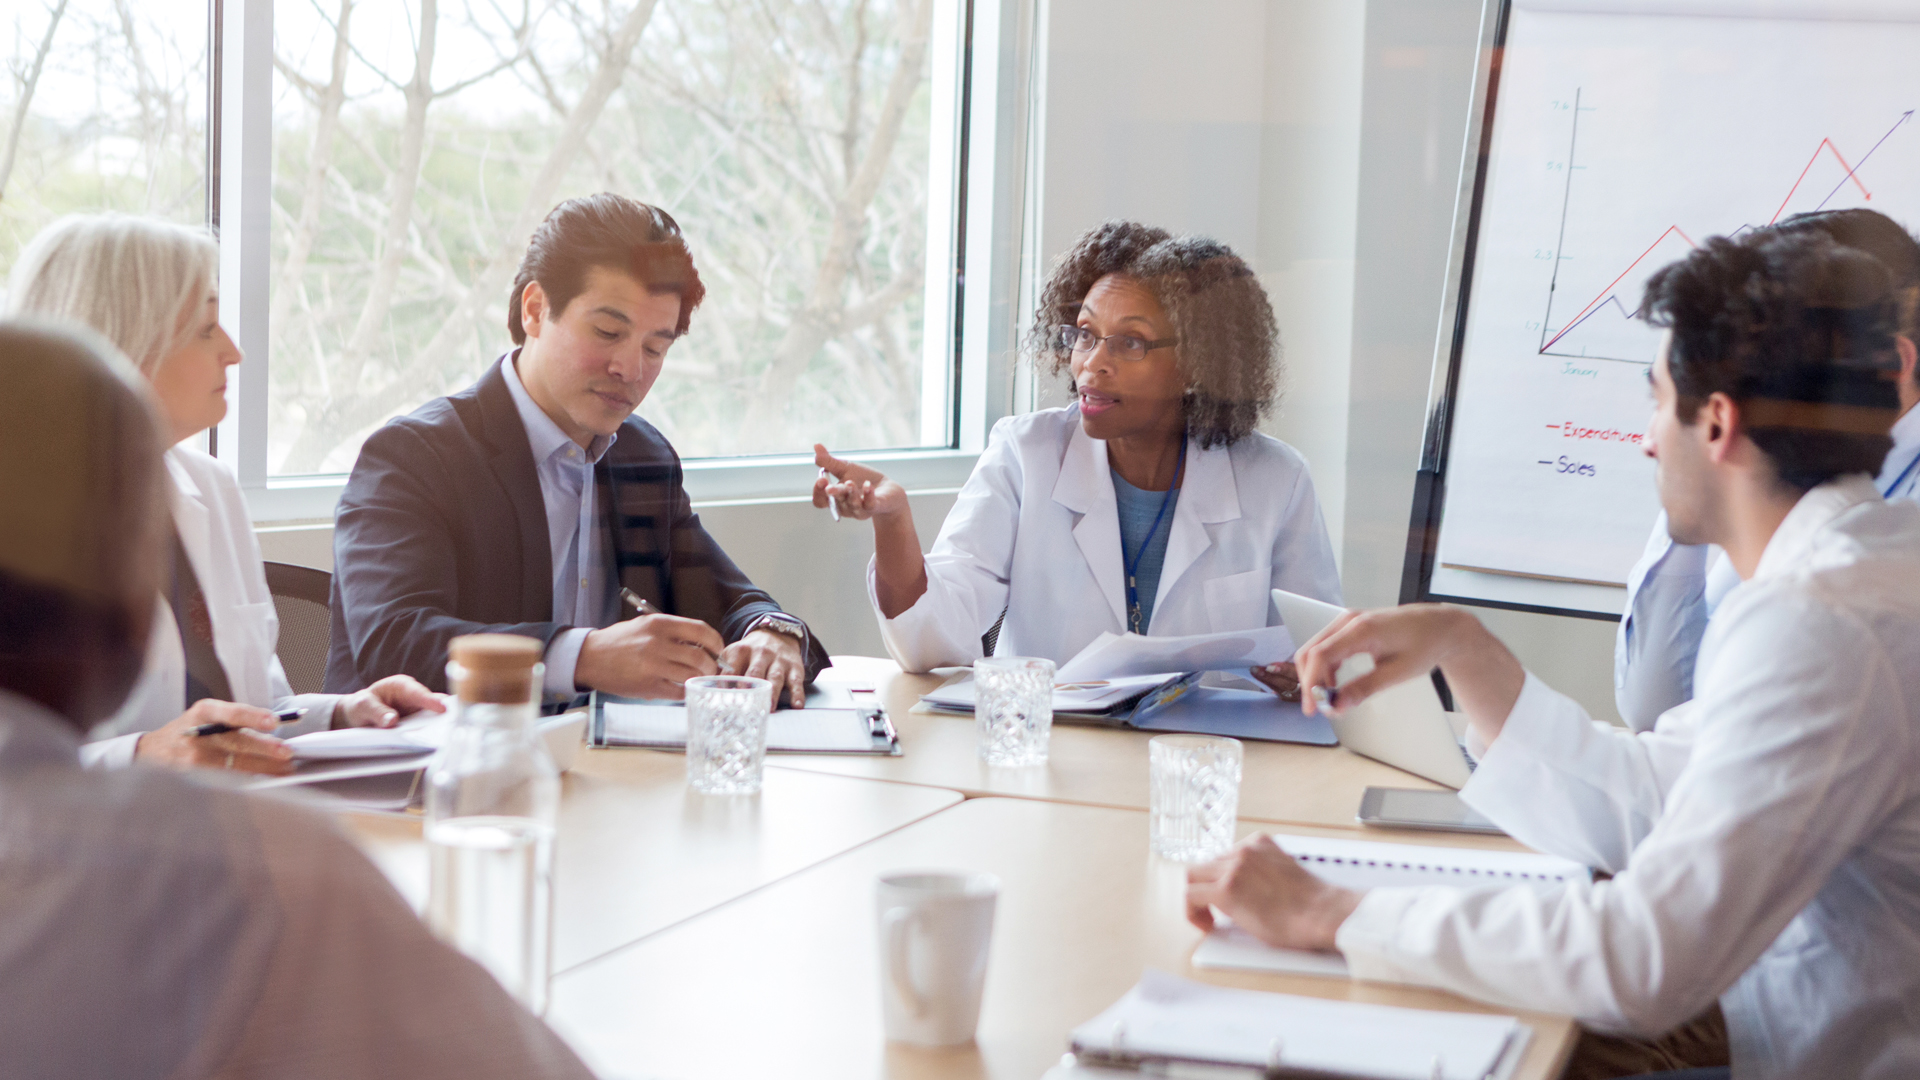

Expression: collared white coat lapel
xmin=1052 ymin=422 xmax=1128 ymax=627
xmin=1154 ymin=436 xmax=1240 ymax=620
xmin=163 ymin=448 xmax=272 ymax=709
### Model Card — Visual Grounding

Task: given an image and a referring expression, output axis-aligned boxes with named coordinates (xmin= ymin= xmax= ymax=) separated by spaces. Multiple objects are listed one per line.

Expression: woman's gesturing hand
xmin=812 ymin=443 xmax=927 ymax=619
xmin=812 ymin=444 xmax=909 ymax=521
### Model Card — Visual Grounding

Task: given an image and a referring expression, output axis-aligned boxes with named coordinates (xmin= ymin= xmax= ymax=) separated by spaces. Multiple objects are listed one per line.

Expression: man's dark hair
xmin=1025 ymin=220 xmax=1280 ymax=449
xmin=1773 ymin=208 xmax=1920 ymax=337
xmin=508 ymin=194 xmax=706 ymax=345
xmin=1642 ymin=230 xmax=1902 ymax=492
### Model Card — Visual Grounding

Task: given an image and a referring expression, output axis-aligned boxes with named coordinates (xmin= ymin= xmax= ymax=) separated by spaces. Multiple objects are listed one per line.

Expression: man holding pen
xmin=328 ymin=194 xmax=826 ymax=708
xmin=1187 ymin=230 xmax=1920 ymax=1079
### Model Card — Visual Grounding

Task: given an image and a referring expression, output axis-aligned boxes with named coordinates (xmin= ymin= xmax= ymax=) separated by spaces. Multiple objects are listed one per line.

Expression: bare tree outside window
xmin=0 ymin=0 xmax=208 ymax=285
xmin=269 ymin=0 xmax=949 ymax=476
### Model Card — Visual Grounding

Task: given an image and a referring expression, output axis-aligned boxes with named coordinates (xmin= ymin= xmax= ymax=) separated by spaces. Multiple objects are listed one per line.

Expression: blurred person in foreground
xmin=1187 ymin=231 xmax=1920 ymax=1080
xmin=328 ymin=193 xmax=826 ymax=710
xmin=814 ymin=221 xmax=1339 ymax=691
xmin=5 ymin=214 xmax=441 ymax=773
xmin=1614 ymin=207 xmax=1920 ymax=731
xmin=0 ymin=322 xmax=594 ymax=1078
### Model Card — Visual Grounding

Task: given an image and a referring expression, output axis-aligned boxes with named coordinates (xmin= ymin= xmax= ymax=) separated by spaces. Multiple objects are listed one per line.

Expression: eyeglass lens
xmin=1058 ymin=324 xmax=1151 ymax=361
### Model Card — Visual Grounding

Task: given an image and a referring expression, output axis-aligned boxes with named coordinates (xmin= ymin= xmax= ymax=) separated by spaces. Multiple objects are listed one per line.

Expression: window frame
xmin=211 ymin=0 xmax=1042 ymax=521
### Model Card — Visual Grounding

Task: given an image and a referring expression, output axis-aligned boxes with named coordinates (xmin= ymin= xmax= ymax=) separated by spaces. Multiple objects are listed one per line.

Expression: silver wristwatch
xmin=745 ymin=611 xmax=808 ymax=649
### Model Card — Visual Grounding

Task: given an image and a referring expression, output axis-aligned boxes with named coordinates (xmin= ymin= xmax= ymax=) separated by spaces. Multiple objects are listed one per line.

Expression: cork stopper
xmin=447 ymin=633 xmax=543 ymax=704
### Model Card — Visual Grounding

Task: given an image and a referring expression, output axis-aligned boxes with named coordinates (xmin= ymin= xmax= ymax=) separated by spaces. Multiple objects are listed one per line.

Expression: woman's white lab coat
xmin=872 ymin=406 xmax=1341 ymax=672
xmin=81 ymin=445 xmax=334 ymax=766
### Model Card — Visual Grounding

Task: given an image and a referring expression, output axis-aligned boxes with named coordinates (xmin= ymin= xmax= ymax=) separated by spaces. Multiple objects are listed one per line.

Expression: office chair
xmin=263 ymin=561 xmax=333 ymax=694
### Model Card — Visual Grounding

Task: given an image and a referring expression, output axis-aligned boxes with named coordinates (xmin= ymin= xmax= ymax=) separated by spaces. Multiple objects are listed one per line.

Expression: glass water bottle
xmin=426 ymin=634 xmax=559 ymax=1014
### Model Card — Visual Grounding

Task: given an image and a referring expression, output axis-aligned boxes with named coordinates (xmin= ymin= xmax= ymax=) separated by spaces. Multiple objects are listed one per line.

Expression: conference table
xmin=776 ymin=655 xmax=1482 ymax=834
xmin=342 ymin=656 xmax=1579 ymax=1080
xmin=349 ymin=747 xmax=961 ymax=972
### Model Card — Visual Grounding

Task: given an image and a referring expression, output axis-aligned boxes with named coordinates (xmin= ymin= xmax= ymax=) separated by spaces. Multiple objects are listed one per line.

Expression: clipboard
xmin=588 ymin=682 xmax=902 ymax=756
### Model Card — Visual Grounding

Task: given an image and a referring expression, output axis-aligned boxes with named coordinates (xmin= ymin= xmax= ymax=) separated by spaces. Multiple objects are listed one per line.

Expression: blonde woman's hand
xmin=134 ymin=700 xmax=294 ymax=775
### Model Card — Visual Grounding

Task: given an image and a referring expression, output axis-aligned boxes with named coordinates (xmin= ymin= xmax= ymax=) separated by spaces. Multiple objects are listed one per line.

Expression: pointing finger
xmin=813 ymin=443 xmax=852 ymax=479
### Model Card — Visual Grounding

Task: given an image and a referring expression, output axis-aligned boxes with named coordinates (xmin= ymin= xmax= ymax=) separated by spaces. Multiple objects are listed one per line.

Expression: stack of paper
xmin=284 ymin=724 xmax=440 ymax=760
xmin=919 ymin=672 xmax=1195 ymax=716
xmin=1059 ymin=970 xmax=1526 ymax=1080
xmin=1054 ymin=625 xmax=1295 ymax=682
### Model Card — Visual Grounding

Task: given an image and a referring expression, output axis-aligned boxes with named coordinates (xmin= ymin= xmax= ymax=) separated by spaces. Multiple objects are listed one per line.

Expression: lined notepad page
xmin=1065 ymin=970 xmax=1525 ymax=1080
xmin=1193 ymin=834 xmax=1589 ymax=980
xmin=600 ymin=702 xmax=878 ymax=753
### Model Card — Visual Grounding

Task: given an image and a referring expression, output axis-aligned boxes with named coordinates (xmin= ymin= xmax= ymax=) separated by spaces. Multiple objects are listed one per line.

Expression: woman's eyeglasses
xmin=1055 ymin=324 xmax=1178 ymax=362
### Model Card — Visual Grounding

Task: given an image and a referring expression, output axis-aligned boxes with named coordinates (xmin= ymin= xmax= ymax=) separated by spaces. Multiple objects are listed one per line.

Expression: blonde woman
xmin=6 ymin=214 xmax=440 ymax=772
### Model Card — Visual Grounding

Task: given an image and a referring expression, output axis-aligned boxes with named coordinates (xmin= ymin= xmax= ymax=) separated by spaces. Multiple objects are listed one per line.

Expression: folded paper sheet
xmin=1053 ymin=625 xmax=1296 ymax=682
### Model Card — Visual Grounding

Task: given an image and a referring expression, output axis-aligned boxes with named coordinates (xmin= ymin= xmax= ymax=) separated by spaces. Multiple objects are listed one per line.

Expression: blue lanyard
xmin=1884 ymin=444 xmax=1920 ymax=499
xmin=1123 ymin=440 xmax=1187 ymax=635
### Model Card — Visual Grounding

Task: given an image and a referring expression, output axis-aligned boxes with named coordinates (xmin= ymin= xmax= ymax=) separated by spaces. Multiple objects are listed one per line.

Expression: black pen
xmin=621 ymin=588 xmax=724 ymax=664
xmin=189 ymin=706 xmax=307 ymax=738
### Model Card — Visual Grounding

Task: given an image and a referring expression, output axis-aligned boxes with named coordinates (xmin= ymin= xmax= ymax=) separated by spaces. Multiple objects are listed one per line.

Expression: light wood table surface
xmin=770 ymin=656 xmax=1468 ymax=833
xmin=344 ymin=745 xmax=961 ymax=974
xmin=547 ymin=797 xmax=1577 ymax=1080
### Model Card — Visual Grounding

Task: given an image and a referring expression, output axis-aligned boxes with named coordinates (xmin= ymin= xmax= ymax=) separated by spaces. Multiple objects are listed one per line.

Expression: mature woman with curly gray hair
xmin=813 ymin=220 xmax=1340 ymax=688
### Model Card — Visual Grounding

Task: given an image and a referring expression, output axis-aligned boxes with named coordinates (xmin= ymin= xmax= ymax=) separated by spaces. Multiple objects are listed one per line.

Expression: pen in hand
xmin=817 ymin=466 xmax=841 ymax=521
xmin=189 ymin=706 xmax=307 ymax=738
xmin=621 ymin=588 xmax=725 ymax=666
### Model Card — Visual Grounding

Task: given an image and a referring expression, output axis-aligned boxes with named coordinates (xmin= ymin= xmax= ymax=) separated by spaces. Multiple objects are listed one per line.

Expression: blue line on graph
xmin=1813 ymin=110 xmax=1914 ymax=212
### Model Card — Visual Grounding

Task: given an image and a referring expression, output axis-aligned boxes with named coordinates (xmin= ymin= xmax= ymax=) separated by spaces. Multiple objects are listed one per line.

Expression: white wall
xmin=1038 ymin=0 xmax=1366 ymax=558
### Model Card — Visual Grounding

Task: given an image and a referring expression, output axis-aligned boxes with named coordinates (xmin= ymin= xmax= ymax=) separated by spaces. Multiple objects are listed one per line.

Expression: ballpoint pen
xmin=818 ymin=466 xmax=841 ymax=521
xmin=621 ymin=587 xmax=724 ymax=664
xmin=189 ymin=706 xmax=308 ymax=737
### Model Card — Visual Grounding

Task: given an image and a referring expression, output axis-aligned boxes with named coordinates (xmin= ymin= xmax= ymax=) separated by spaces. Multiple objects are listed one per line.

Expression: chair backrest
xmin=263 ymin=561 xmax=333 ymax=695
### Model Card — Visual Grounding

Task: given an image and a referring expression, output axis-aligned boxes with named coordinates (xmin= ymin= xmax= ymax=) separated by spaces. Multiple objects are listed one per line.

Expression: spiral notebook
xmin=1192 ymin=834 xmax=1590 ymax=979
xmin=588 ymin=683 xmax=901 ymax=755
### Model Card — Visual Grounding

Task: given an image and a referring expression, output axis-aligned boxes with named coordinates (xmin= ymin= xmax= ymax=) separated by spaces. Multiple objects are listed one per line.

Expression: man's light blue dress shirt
xmin=500 ymin=353 xmax=618 ymax=698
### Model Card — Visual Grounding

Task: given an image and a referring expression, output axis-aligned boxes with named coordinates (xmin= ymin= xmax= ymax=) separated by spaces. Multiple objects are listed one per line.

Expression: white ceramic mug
xmin=875 ymin=870 xmax=999 ymax=1046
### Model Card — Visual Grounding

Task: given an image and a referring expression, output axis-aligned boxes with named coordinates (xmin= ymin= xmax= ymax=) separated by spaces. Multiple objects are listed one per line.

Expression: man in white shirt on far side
xmin=1185 ymin=229 xmax=1920 ymax=1080
xmin=1614 ymin=207 xmax=1920 ymax=731
xmin=0 ymin=322 xmax=595 ymax=1079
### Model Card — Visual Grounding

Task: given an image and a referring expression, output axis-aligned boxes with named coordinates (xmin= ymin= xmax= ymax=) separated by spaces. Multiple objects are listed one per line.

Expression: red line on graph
xmin=1540 ymin=225 xmax=1697 ymax=352
xmin=1539 ymin=117 xmax=1907 ymax=357
xmin=1770 ymin=138 xmax=1872 ymax=224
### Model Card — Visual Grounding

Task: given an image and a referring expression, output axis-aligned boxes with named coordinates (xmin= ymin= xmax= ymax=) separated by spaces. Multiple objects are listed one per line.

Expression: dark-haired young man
xmin=328 ymin=194 xmax=827 ymax=706
xmin=1187 ymin=231 xmax=1920 ymax=1080
xmin=1615 ymin=208 xmax=1920 ymax=730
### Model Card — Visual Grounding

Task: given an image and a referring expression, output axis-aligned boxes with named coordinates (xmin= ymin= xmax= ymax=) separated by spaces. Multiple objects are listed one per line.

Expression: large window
xmin=0 ymin=0 xmax=208 ymax=279
xmin=2 ymin=0 xmax=1024 ymax=509
xmin=266 ymin=0 xmax=961 ymax=476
